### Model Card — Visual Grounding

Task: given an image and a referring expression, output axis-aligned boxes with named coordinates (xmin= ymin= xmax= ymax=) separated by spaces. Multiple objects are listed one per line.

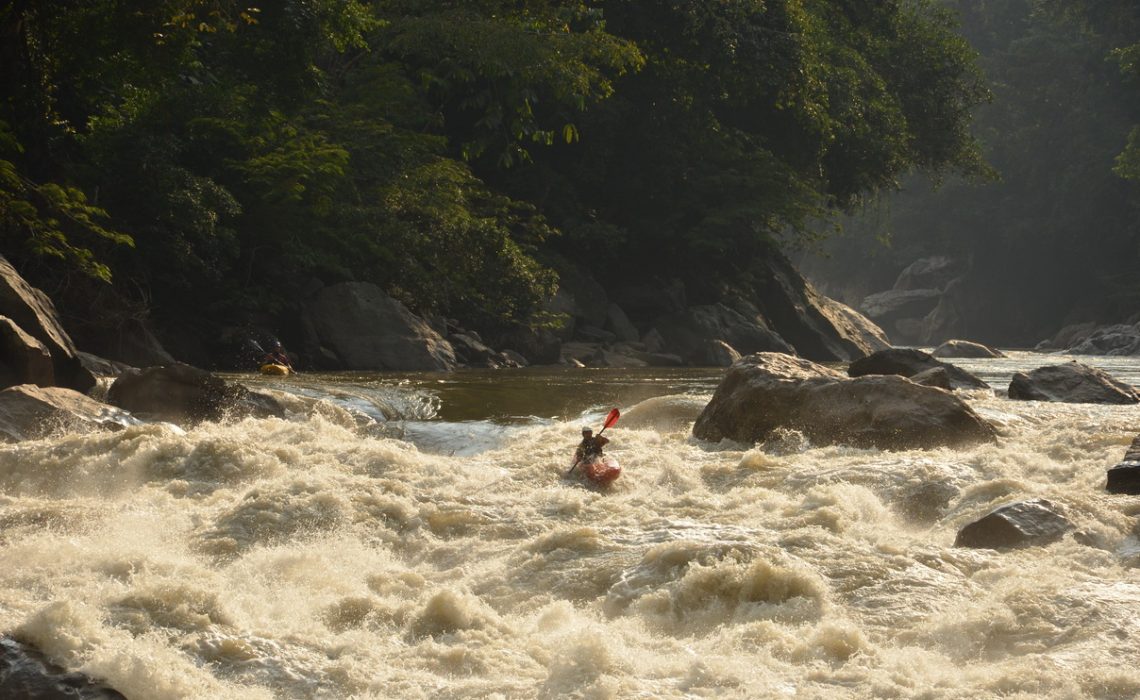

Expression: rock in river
xmin=692 ymin=352 xmax=996 ymax=450
xmin=848 ymin=347 xmax=990 ymax=391
xmin=955 ymin=499 xmax=1073 ymax=549
xmin=1008 ymin=361 xmax=1139 ymax=404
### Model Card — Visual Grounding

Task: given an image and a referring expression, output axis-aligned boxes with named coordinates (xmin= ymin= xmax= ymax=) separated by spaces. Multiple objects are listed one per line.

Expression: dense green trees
xmin=0 ymin=1 xmax=990 ymax=362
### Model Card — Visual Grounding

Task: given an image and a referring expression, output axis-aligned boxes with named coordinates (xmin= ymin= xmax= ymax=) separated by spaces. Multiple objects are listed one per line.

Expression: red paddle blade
xmin=602 ymin=408 xmax=620 ymax=430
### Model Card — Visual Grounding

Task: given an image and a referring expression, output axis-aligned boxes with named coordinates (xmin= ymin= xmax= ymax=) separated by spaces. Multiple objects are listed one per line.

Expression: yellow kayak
xmin=259 ymin=363 xmax=292 ymax=376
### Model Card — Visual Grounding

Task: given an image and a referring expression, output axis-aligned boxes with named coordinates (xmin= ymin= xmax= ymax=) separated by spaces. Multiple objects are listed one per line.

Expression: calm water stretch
xmin=2 ymin=351 xmax=1139 ymax=699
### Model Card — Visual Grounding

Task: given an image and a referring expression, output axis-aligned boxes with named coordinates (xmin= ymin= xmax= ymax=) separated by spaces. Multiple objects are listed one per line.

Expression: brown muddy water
xmin=1 ymin=352 xmax=1139 ymax=698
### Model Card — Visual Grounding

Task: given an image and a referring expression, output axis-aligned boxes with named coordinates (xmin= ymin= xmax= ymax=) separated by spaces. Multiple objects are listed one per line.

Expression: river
xmin=1 ymin=351 xmax=1138 ymax=699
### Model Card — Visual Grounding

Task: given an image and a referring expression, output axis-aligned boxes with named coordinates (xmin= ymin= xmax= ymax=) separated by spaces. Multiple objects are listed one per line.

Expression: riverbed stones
xmin=692 ymin=352 xmax=996 ymax=450
xmin=0 ymin=384 xmax=140 ymax=441
xmin=954 ymin=499 xmax=1073 ymax=549
xmin=305 ymin=282 xmax=456 ymax=371
xmin=847 ymin=348 xmax=990 ymax=391
xmin=932 ymin=339 xmax=1005 ymax=358
xmin=1007 ymin=361 xmax=1139 ymax=404
xmin=107 ymin=363 xmax=284 ymax=424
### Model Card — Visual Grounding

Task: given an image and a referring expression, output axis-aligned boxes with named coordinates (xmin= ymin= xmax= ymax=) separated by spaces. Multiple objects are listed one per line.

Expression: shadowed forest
xmin=1 ymin=1 xmax=1136 ymax=361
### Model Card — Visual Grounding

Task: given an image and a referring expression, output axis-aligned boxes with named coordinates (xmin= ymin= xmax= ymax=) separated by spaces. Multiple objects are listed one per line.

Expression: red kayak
xmin=579 ymin=454 xmax=621 ymax=485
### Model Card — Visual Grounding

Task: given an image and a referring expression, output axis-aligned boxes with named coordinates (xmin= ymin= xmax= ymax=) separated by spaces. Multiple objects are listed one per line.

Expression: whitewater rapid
xmin=1 ymin=354 xmax=1139 ymax=699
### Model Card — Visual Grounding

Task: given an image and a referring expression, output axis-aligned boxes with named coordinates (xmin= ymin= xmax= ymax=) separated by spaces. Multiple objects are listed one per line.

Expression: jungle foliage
xmin=0 ymin=0 xmax=989 ymax=349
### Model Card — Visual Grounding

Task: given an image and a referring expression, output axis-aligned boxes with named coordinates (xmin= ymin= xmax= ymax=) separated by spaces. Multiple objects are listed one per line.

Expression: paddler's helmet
xmin=581 ymin=428 xmax=592 ymax=436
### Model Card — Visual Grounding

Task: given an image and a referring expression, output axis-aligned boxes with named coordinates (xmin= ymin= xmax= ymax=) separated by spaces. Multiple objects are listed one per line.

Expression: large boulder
xmin=1107 ymin=435 xmax=1140 ymax=495
xmin=306 ymin=283 xmax=456 ymax=371
xmin=848 ymin=348 xmax=990 ymax=391
xmin=692 ymin=353 xmax=996 ymax=450
xmin=107 ymin=363 xmax=284 ymax=424
xmin=652 ymin=303 xmax=793 ymax=365
xmin=0 ymin=255 xmax=93 ymax=392
xmin=0 ymin=384 xmax=141 ymax=441
xmin=752 ymin=252 xmax=891 ymax=362
xmin=954 ymin=499 xmax=1073 ymax=549
xmin=932 ymin=339 xmax=1005 ymax=359
xmin=815 ymin=296 xmax=892 ymax=356
xmin=0 ymin=316 xmax=54 ymax=388
xmin=1008 ymin=362 xmax=1139 ymax=404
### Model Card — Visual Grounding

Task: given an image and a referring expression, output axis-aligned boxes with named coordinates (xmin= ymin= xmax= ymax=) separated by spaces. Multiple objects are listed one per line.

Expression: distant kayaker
xmin=261 ymin=340 xmax=294 ymax=371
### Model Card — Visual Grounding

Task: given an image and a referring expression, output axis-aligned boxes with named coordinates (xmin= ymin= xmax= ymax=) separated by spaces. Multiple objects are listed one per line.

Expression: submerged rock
xmin=0 ymin=384 xmax=141 ymax=441
xmin=107 ymin=363 xmax=284 ymax=424
xmin=932 ymin=339 xmax=1005 ymax=359
xmin=1107 ymin=435 xmax=1140 ymax=495
xmin=954 ymin=499 xmax=1073 ymax=549
xmin=1008 ymin=361 xmax=1139 ymax=404
xmin=0 ymin=636 xmax=125 ymax=699
xmin=848 ymin=348 xmax=990 ymax=391
xmin=692 ymin=352 xmax=996 ymax=450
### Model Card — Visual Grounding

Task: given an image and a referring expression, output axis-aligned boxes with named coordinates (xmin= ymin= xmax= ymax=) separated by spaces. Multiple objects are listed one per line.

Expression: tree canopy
xmin=0 ymin=0 xmax=989 ymax=359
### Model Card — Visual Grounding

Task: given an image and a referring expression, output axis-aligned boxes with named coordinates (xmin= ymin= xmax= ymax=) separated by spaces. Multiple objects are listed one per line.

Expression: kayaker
xmin=572 ymin=427 xmax=609 ymax=470
xmin=261 ymin=340 xmax=294 ymax=371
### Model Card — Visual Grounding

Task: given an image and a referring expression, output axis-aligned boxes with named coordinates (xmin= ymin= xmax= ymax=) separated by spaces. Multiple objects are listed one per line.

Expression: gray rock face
xmin=0 ymin=255 xmax=93 ymax=392
xmin=306 ymin=283 xmax=456 ymax=371
xmin=653 ymin=303 xmax=793 ymax=365
xmin=932 ymin=339 xmax=1005 ymax=359
xmin=72 ymin=318 xmax=176 ymax=369
xmin=848 ymin=348 xmax=990 ymax=391
xmin=0 ymin=316 xmax=54 ymax=389
xmin=605 ymin=303 xmax=640 ymax=343
xmin=1065 ymin=322 xmax=1140 ymax=356
xmin=1008 ymin=362 xmax=1139 ymax=404
xmin=756 ymin=253 xmax=891 ymax=362
xmin=107 ymin=363 xmax=284 ymax=424
xmin=892 ymin=256 xmax=965 ymax=292
xmin=859 ymin=289 xmax=942 ymax=324
xmin=0 ymin=384 xmax=141 ymax=441
xmin=954 ymin=499 xmax=1073 ymax=549
xmin=692 ymin=352 xmax=996 ymax=450
xmin=1 ymin=636 xmax=126 ymax=699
